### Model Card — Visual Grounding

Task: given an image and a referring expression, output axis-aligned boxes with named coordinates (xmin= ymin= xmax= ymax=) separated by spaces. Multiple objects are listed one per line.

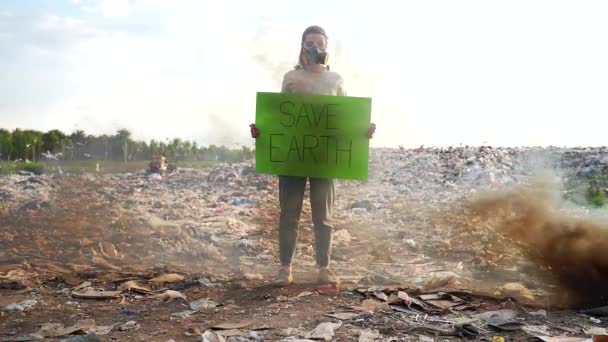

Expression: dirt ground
xmin=0 ymin=275 xmax=601 ymax=341
xmin=2 ymin=164 xmax=608 ymax=341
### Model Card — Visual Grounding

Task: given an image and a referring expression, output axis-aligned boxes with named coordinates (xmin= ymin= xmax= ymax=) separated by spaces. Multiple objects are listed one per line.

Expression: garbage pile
xmin=0 ymin=163 xmax=277 ymax=286
xmin=1 ymin=147 xmax=607 ymax=287
xmin=2 ymin=147 xmax=608 ymax=341
xmin=375 ymin=146 xmax=608 ymax=200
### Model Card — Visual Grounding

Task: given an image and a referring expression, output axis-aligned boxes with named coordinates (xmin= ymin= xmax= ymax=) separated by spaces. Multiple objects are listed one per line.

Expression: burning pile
xmin=461 ymin=180 xmax=608 ymax=307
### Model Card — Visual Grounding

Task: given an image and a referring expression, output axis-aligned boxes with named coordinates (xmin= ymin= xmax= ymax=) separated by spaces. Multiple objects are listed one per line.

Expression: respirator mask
xmin=300 ymin=41 xmax=328 ymax=65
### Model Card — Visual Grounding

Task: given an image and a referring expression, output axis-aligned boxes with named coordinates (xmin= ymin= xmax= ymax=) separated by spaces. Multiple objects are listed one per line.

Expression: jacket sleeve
xmin=280 ymin=72 xmax=291 ymax=94
xmin=337 ymin=76 xmax=346 ymax=96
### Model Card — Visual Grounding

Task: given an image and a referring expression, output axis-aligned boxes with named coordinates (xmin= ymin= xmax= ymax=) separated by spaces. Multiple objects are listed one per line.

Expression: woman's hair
xmin=301 ymin=25 xmax=327 ymax=42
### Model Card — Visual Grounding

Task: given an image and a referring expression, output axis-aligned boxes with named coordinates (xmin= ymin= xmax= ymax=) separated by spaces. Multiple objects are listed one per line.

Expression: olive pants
xmin=278 ymin=176 xmax=335 ymax=267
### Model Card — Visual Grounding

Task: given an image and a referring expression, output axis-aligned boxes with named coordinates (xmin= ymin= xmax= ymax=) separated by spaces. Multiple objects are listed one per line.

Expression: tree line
xmin=0 ymin=128 xmax=254 ymax=163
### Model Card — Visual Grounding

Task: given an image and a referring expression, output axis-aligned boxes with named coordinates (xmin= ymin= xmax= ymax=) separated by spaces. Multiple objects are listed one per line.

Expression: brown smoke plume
xmin=463 ymin=180 xmax=608 ymax=307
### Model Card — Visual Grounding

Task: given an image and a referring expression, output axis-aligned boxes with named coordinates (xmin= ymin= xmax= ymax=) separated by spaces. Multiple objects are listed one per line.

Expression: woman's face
xmin=302 ymin=33 xmax=326 ymax=51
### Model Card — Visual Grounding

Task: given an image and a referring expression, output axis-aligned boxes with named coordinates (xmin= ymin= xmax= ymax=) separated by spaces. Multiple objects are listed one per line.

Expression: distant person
xmin=250 ymin=25 xmax=376 ymax=287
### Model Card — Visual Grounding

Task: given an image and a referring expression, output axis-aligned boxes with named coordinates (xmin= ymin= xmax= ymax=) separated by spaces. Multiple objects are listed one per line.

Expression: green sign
xmin=255 ymin=92 xmax=372 ymax=180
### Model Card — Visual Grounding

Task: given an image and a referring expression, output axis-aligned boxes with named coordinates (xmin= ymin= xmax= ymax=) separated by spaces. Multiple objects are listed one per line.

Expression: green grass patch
xmin=173 ymin=160 xmax=216 ymax=169
xmin=0 ymin=159 xmax=217 ymax=175
xmin=0 ymin=161 xmax=44 ymax=175
xmin=587 ymin=187 xmax=606 ymax=208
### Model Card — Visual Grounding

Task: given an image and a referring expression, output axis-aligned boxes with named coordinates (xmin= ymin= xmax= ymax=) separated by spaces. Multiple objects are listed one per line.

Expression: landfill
xmin=2 ymin=146 xmax=608 ymax=341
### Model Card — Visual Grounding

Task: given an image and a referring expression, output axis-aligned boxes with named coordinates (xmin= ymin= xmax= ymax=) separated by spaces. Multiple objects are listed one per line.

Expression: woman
xmin=250 ymin=26 xmax=376 ymax=286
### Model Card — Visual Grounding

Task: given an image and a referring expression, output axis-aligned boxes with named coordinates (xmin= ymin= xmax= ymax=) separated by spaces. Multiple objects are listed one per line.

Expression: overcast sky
xmin=1 ymin=0 xmax=607 ymax=147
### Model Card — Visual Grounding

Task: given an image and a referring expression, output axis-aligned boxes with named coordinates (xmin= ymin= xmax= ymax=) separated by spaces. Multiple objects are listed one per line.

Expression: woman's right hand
xmin=249 ymin=123 xmax=260 ymax=138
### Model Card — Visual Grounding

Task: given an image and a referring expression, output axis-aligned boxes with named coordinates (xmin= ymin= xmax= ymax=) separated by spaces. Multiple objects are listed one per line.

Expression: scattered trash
xmin=150 ymin=273 xmax=185 ymax=284
xmin=73 ymin=282 xmax=92 ymax=292
xmin=487 ymin=318 xmax=524 ymax=332
xmin=424 ymin=275 xmax=458 ymax=290
xmin=355 ymin=328 xmax=381 ymax=342
xmin=477 ymin=309 xmax=519 ymax=322
xmin=88 ymin=324 xmax=114 ymax=335
xmin=148 ymin=173 xmax=163 ymax=180
xmin=372 ymin=291 xmax=388 ymax=302
xmin=243 ymin=273 xmax=264 ymax=281
xmin=387 ymin=291 xmax=411 ymax=305
xmin=583 ymin=306 xmax=608 ymax=317
xmin=90 ymin=256 xmax=120 ymax=271
xmin=316 ymin=284 xmax=340 ymax=296
xmin=6 ymin=320 xmax=97 ymax=341
xmin=530 ymin=309 xmax=548 ymax=317
xmin=234 ymin=239 xmax=253 ymax=252
xmin=3 ymin=148 xmax=608 ymax=341
xmin=233 ymin=331 xmax=263 ymax=341
xmin=523 ymin=324 xmax=552 ymax=336
xmin=202 ymin=330 xmax=226 ymax=342
xmin=533 ymin=337 xmax=589 ymax=342
xmin=117 ymin=280 xmax=152 ymax=294
xmin=196 ymin=277 xmax=218 ymax=287
xmin=60 ymin=334 xmax=101 ymax=342
xmin=2 ymin=299 xmax=37 ymax=312
xmin=216 ymin=329 xmax=243 ymax=337
xmin=417 ymin=335 xmax=434 ymax=342
xmin=306 ymin=322 xmax=342 ymax=341
xmin=476 ymin=309 xmax=523 ymax=331
xmin=276 ymin=295 xmax=288 ymax=302
xmin=212 ymin=321 xmax=254 ymax=330
xmin=456 ymin=323 xmax=480 ymax=338
xmin=404 ymin=239 xmax=417 ymax=248
xmin=296 ymin=291 xmax=314 ymax=298
xmin=496 ymin=283 xmax=535 ymax=301
xmin=155 ymin=290 xmax=187 ymax=302
xmin=333 ymin=229 xmax=352 ymax=243
xmin=171 ymin=309 xmax=198 ymax=319
xmin=583 ymin=327 xmax=607 ymax=335
xmin=72 ymin=289 xmax=121 ymax=299
xmin=118 ymin=320 xmax=140 ymax=331
xmin=324 ymin=312 xmax=358 ymax=320
xmin=189 ymin=298 xmax=219 ymax=311
xmin=349 ymin=200 xmax=376 ymax=211
xmin=420 ymin=292 xmax=464 ymax=309
xmin=232 ymin=198 xmax=252 ymax=205
xmin=46 ymin=320 xmax=96 ymax=337
xmin=118 ymin=309 xmax=138 ymax=316
xmin=19 ymin=200 xmax=50 ymax=211
xmin=352 ymin=299 xmax=390 ymax=312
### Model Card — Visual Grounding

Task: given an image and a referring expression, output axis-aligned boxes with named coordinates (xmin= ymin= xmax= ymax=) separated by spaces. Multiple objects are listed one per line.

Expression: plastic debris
xmin=171 ymin=309 xmax=198 ymax=319
xmin=212 ymin=321 xmax=254 ymax=330
xmin=496 ymin=283 xmax=535 ymax=301
xmin=118 ymin=321 xmax=140 ymax=331
xmin=2 ymin=299 xmax=37 ymax=312
xmin=232 ymin=198 xmax=252 ymax=205
xmin=72 ymin=289 xmax=121 ymax=299
xmin=155 ymin=290 xmax=188 ymax=302
xmin=150 ymin=273 xmax=185 ymax=284
xmin=356 ymin=328 xmax=381 ymax=342
xmin=117 ymin=280 xmax=152 ymax=294
xmin=202 ymin=331 xmax=226 ymax=342
xmin=189 ymin=298 xmax=219 ymax=311
xmin=60 ymin=334 xmax=101 ymax=342
xmin=306 ymin=322 xmax=342 ymax=341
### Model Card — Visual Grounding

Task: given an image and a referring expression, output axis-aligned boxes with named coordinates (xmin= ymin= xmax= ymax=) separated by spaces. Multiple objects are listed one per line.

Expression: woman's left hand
xmin=367 ymin=123 xmax=376 ymax=139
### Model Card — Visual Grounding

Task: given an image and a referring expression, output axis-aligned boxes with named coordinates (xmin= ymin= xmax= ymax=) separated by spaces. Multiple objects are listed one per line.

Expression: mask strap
xmin=299 ymin=47 xmax=309 ymax=66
